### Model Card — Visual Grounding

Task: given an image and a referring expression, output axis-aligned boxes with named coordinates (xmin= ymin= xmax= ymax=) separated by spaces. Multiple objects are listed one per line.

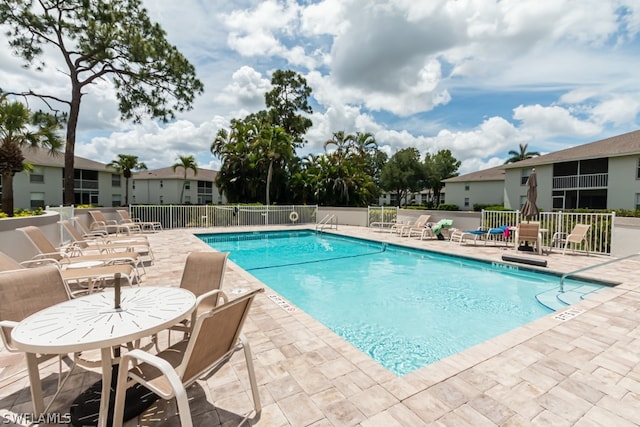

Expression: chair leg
xmin=240 ymin=334 xmax=261 ymax=416
xmin=175 ymin=386 xmax=194 ymax=427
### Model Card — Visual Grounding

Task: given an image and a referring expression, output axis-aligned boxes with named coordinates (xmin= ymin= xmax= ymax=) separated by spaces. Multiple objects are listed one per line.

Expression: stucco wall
xmin=445 ymin=181 xmax=504 ymax=210
xmin=608 ymin=157 xmax=640 ymax=210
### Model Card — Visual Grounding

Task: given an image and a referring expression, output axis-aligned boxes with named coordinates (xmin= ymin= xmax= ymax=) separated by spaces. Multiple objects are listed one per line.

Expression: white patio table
xmin=11 ymin=286 xmax=196 ymax=427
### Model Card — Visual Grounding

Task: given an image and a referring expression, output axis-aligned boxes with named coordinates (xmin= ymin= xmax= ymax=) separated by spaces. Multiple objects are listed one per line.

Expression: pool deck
xmin=1 ymin=225 xmax=639 ymax=426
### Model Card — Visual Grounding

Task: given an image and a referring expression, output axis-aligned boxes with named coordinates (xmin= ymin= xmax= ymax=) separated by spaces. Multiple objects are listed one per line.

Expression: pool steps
xmin=536 ymin=286 xmax=606 ymax=311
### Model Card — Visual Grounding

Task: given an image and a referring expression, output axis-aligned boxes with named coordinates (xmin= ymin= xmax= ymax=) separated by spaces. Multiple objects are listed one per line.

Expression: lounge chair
xmin=116 ymin=209 xmax=163 ymax=232
xmin=552 ymin=224 xmax=591 ymax=255
xmin=0 ymin=251 xmax=138 ymax=297
xmin=450 ymin=226 xmax=511 ymax=246
xmin=88 ymin=210 xmax=140 ymax=235
xmin=515 ymin=222 xmax=542 ymax=254
xmin=17 ymin=226 xmax=145 ymax=276
xmin=112 ymin=288 xmax=264 ymax=427
xmin=397 ymin=215 xmax=431 ymax=237
xmin=60 ymin=219 xmax=154 ymax=263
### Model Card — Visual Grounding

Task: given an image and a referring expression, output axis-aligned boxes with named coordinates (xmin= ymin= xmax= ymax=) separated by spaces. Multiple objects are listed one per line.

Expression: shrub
xmin=436 ymin=203 xmax=459 ymax=211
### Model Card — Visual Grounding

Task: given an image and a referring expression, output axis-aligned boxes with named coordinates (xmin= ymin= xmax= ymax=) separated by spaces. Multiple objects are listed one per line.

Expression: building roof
xmin=22 ymin=147 xmax=115 ymax=171
xmin=133 ymin=166 xmax=218 ymax=182
xmin=442 ymin=165 xmax=506 ymax=183
xmin=503 ymin=129 xmax=640 ymax=169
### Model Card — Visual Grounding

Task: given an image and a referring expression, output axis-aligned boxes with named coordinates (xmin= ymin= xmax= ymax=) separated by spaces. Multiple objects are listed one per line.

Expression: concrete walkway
xmin=1 ymin=225 xmax=639 ymax=426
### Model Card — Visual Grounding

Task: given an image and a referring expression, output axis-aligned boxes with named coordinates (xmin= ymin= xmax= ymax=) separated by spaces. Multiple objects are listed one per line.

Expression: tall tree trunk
xmin=266 ymin=161 xmax=273 ymax=205
xmin=64 ymin=81 xmax=82 ymax=205
xmin=1 ymin=172 xmax=15 ymax=216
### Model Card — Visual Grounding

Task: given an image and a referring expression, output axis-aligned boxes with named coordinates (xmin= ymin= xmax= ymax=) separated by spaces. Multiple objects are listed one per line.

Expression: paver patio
xmin=1 ymin=225 xmax=639 ymax=426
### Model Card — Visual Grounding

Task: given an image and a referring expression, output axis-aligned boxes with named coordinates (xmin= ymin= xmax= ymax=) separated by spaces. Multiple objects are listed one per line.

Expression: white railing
xmin=552 ymin=173 xmax=608 ymax=189
xmin=316 ymin=214 xmax=338 ymax=231
xmin=47 ymin=205 xmax=75 ymax=243
xmin=481 ymin=209 xmax=615 ymax=255
xmin=128 ymin=205 xmax=318 ymax=229
xmin=367 ymin=206 xmax=399 ymax=226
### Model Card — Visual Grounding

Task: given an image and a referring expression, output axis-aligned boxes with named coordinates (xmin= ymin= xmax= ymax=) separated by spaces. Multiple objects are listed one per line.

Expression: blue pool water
xmin=199 ymin=230 xmax=606 ymax=375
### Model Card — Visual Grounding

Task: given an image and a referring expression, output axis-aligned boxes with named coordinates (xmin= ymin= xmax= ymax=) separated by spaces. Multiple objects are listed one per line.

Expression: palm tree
xmin=0 ymin=95 xmax=63 ymax=216
xmin=504 ymin=143 xmax=540 ymax=164
xmin=256 ymin=125 xmax=293 ymax=206
xmin=107 ymin=154 xmax=147 ymax=206
xmin=172 ymin=155 xmax=198 ymax=204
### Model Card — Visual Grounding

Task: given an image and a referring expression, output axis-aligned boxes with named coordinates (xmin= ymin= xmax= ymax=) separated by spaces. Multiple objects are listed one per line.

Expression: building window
xmin=111 ymin=174 xmax=121 ymax=187
xmin=184 ymin=181 xmax=190 ymax=190
xmin=637 ymin=159 xmax=640 ymax=179
xmin=112 ymin=194 xmax=122 ymax=207
xmin=160 ymin=180 xmax=163 ymax=188
xmin=464 ymin=197 xmax=469 ymax=208
xmin=160 ymin=196 xmax=164 ymax=204
xmin=464 ymin=184 xmax=470 ymax=191
xmin=521 ymin=169 xmax=531 ymax=185
xmin=132 ymin=180 xmax=136 ymax=190
xmin=520 ymin=195 xmax=527 ymax=208
xmin=30 ymin=167 xmax=44 ymax=183
xmin=30 ymin=192 xmax=45 ymax=208
xmin=636 ymin=194 xmax=640 ymax=210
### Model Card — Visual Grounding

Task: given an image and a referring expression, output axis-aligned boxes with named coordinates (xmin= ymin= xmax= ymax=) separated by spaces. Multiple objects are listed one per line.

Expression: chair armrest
xmin=120 ymin=349 xmax=183 ymax=399
xmin=21 ymin=258 xmax=62 ymax=268
xmin=0 ymin=320 xmax=19 ymax=352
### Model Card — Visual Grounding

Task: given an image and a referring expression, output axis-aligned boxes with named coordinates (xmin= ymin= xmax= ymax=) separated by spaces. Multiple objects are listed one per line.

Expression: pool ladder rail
xmin=536 ymin=251 xmax=640 ymax=311
xmin=316 ymin=214 xmax=338 ymax=231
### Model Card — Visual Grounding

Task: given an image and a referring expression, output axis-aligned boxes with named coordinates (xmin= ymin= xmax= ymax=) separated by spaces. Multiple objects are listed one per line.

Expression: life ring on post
xmin=289 ymin=211 xmax=299 ymax=223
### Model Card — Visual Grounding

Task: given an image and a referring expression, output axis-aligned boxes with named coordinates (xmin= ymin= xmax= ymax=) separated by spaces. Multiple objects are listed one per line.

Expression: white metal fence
xmin=481 ymin=210 xmax=615 ymax=255
xmin=128 ymin=205 xmax=318 ymax=229
xmin=367 ymin=206 xmax=399 ymax=226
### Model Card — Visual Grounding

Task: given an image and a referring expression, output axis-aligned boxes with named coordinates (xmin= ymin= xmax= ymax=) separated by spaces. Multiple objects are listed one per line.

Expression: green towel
xmin=431 ymin=219 xmax=453 ymax=234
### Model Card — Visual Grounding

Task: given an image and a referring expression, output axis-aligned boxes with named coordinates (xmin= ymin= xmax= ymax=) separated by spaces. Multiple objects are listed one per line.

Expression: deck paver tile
xmin=597 ymin=394 xmax=640 ymax=425
xmin=277 ymin=392 xmax=324 ymax=426
xmin=536 ymin=387 xmax=591 ymax=423
xmin=359 ymin=410 xmax=405 ymax=427
xmin=580 ymin=405 xmax=639 ymax=427
xmin=556 ymin=377 xmax=605 ymax=404
xmin=530 ymin=409 xmax=574 ymax=427
xmin=428 ymin=376 xmax=481 ymax=409
xmin=467 ymin=393 xmax=515 ymax=425
xmin=290 ymin=366 xmax=332 ymax=395
xmin=265 ymin=375 xmax=304 ymax=401
xmin=349 ymin=384 xmax=398 ymax=418
xmin=486 ymin=381 xmax=544 ymax=420
xmin=386 ymin=402 xmax=429 ymax=426
xmin=381 ymin=376 xmax=429 ymax=400
xmin=402 ymin=389 xmax=452 ymax=423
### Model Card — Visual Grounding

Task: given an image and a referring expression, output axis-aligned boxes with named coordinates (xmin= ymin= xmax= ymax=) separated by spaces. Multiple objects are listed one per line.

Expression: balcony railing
xmin=552 ymin=173 xmax=608 ymax=189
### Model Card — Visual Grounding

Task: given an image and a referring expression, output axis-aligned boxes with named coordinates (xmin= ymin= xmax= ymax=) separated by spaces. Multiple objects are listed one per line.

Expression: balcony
xmin=552 ymin=173 xmax=608 ymax=190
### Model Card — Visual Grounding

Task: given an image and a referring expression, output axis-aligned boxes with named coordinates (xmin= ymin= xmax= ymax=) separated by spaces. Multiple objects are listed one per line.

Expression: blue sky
xmin=1 ymin=0 xmax=640 ymax=175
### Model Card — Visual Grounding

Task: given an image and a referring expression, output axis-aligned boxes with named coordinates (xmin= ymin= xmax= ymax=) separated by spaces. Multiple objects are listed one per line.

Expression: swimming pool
xmin=199 ymin=230 xmax=606 ymax=375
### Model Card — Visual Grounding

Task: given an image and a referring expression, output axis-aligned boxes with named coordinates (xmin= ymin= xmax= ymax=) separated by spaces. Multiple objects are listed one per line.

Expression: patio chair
xmin=516 ymin=222 xmax=542 ymax=254
xmin=60 ymin=219 xmax=154 ymax=263
xmin=0 ymin=265 xmax=94 ymax=414
xmin=17 ymin=226 xmax=145 ymax=276
xmin=116 ymin=209 xmax=163 ymax=232
xmin=450 ymin=226 xmax=511 ymax=246
xmin=112 ymin=288 xmax=264 ymax=427
xmin=88 ymin=210 xmax=141 ymax=235
xmin=165 ymin=251 xmax=230 ymax=344
xmin=552 ymin=224 xmax=591 ymax=255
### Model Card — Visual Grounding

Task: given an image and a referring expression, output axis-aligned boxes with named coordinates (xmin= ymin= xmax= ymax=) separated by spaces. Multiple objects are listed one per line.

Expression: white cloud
xmin=513 ymin=104 xmax=602 ymax=137
xmin=2 ymin=0 xmax=639 ymax=180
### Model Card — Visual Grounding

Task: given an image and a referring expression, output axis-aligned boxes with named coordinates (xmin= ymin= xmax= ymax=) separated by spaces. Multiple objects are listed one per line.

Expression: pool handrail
xmin=560 ymin=252 xmax=640 ymax=292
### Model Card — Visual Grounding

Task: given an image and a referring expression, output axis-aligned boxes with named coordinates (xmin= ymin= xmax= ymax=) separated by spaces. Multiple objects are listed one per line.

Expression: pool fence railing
xmin=481 ymin=209 xmax=614 ymax=255
xmin=46 ymin=205 xmax=615 ymax=255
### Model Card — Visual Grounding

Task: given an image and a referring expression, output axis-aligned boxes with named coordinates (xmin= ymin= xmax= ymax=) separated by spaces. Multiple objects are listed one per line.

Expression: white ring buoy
xmin=289 ymin=211 xmax=299 ymax=222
